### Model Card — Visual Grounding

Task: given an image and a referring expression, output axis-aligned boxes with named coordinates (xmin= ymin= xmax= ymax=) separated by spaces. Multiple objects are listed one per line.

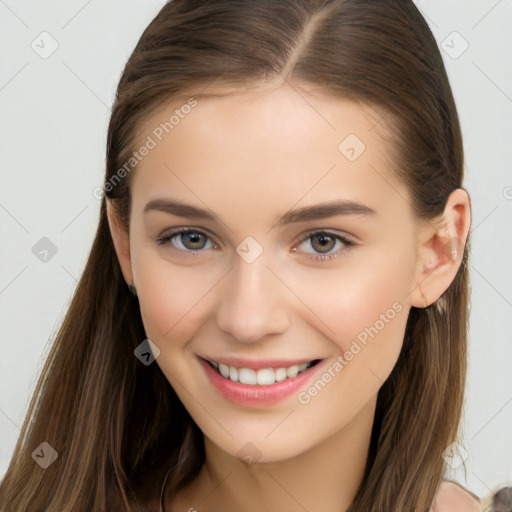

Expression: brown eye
xmin=179 ymin=232 xmax=208 ymax=250
xmin=310 ymin=233 xmax=336 ymax=253
xmin=293 ymin=230 xmax=356 ymax=262
xmin=156 ymin=228 xmax=216 ymax=253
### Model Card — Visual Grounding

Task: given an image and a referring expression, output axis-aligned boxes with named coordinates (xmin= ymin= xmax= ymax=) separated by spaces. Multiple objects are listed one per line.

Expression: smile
xmin=199 ymin=356 xmax=326 ymax=407
xmin=206 ymin=359 xmax=321 ymax=386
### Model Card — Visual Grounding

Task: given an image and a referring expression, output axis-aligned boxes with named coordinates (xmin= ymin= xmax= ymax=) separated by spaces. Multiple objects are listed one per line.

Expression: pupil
xmin=184 ymin=233 xmax=205 ymax=249
xmin=312 ymin=234 xmax=334 ymax=253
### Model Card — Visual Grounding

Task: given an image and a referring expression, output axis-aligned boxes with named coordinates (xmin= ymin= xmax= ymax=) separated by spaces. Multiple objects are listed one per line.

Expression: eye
xmin=156 ymin=227 xmax=219 ymax=255
xmin=156 ymin=227 xmax=356 ymax=262
xmin=292 ymin=230 xmax=355 ymax=262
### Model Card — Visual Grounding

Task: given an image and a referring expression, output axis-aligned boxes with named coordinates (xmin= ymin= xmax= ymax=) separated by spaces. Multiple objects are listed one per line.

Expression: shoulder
xmin=431 ymin=480 xmax=481 ymax=512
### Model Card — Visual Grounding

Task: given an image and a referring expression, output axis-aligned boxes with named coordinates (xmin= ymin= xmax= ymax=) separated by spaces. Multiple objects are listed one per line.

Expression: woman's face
xmin=119 ymin=83 xmax=423 ymax=462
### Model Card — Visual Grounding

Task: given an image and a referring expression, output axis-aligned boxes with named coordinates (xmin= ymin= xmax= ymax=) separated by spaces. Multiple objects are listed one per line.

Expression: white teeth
xmin=256 ymin=368 xmax=275 ymax=385
xmin=229 ymin=366 xmax=238 ymax=382
xmin=208 ymin=359 xmax=316 ymax=386
xmin=286 ymin=365 xmax=299 ymax=378
xmin=238 ymin=368 xmax=257 ymax=385
xmin=218 ymin=363 xmax=229 ymax=378
xmin=274 ymin=367 xmax=287 ymax=382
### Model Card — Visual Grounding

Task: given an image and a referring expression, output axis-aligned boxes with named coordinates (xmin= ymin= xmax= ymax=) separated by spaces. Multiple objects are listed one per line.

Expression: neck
xmin=168 ymin=395 xmax=377 ymax=512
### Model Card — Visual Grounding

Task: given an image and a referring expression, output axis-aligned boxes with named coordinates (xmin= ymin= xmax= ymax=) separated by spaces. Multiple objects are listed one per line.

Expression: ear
xmin=106 ymin=199 xmax=134 ymax=287
xmin=410 ymin=188 xmax=471 ymax=308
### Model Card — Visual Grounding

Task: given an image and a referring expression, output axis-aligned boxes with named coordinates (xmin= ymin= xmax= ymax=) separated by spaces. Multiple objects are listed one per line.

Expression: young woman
xmin=1 ymin=1 xmax=503 ymax=510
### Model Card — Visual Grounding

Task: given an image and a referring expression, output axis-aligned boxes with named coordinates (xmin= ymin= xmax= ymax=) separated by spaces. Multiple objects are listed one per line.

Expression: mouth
xmin=203 ymin=358 xmax=322 ymax=386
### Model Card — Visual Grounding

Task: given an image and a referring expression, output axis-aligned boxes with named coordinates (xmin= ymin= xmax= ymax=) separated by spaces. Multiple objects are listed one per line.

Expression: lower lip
xmin=199 ymin=357 xmax=325 ymax=407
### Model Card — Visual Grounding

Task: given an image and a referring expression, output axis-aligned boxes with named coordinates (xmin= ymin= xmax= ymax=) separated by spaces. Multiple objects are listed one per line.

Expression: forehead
xmin=130 ymin=84 xmax=408 ymax=216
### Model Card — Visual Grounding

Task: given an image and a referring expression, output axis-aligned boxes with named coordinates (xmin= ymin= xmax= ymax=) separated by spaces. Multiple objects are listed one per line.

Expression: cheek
xmin=290 ymin=246 xmax=414 ymax=364
xmin=134 ymin=249 xmax=214 ymax=346
xmin=291 ymin=272 xmax=410 ymax=429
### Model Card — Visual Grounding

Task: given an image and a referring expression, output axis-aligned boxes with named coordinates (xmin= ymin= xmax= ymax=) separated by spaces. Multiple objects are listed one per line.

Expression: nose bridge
xmin=216 ymin=250 xmax=289 ymax=344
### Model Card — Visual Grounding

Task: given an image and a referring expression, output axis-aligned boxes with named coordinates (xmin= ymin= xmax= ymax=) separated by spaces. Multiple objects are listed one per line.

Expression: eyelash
xmin=156 ymin=227 xmax=356 ymax=262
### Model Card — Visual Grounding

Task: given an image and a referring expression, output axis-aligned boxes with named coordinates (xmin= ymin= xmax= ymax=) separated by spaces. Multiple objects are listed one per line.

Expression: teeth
xmin=286 ymin=365 xmax=298 ymax=378
xmin=218 ymin=363 xmax=229 ymax=378
xmin=256 ymin=368 xmax=274 ymax=385
xmin=208 ymin=359 xmax=315 ymax=386
xmin=274 ymin=367 xmax=287 ymax=382
xmin=229 ymin=366 xmax=238 ymax=381
xmin=239 ymin=368 xmax=257 ymax=385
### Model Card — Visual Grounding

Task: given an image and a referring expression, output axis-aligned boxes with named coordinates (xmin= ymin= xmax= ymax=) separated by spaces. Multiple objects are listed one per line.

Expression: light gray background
xmin=1 ymin=0 xmax=511 ymax=501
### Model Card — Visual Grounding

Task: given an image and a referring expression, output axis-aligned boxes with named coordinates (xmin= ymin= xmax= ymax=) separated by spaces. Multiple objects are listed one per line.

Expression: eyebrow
xmin=144 ymin=197 xmax=377 ymax=228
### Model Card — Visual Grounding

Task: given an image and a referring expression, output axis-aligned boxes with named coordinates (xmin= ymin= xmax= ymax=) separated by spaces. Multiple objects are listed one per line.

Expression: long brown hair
xmin=0 ymin=1 xmax=472 ymax=510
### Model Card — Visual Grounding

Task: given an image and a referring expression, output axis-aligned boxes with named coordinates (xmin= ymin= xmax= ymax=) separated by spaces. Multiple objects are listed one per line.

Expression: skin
xmin=431 ymin=481 xmax=481 ymax=512
xmin=107 ymin=81 xmax=473 ymax=511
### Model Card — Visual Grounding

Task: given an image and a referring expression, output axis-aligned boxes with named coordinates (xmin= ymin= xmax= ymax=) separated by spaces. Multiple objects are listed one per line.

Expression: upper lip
xmin=199 ymin=355 xmax=321 ymax=370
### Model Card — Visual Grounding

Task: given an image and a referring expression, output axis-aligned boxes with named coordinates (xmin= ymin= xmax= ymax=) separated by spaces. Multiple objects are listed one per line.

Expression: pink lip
xmin=199 ymin=355 xmax=317 ymax=370
xmin=199 ymin=357 xmax=326 ymax=407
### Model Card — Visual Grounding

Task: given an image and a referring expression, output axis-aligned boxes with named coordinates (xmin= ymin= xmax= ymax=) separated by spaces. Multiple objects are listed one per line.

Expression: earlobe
xmin=410 ymin=188 xmax=471 ymax=309
xmin=106 ymin=199 xmax=134 ymax=287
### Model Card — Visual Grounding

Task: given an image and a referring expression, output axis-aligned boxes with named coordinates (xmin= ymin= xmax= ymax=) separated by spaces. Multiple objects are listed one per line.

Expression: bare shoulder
xmin=431 ymin=480 xmax=482 ymax=512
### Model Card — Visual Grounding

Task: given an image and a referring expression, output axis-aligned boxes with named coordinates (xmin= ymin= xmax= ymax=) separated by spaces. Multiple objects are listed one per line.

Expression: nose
xmin=215 ymin=254 xmax=290 ymax=344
